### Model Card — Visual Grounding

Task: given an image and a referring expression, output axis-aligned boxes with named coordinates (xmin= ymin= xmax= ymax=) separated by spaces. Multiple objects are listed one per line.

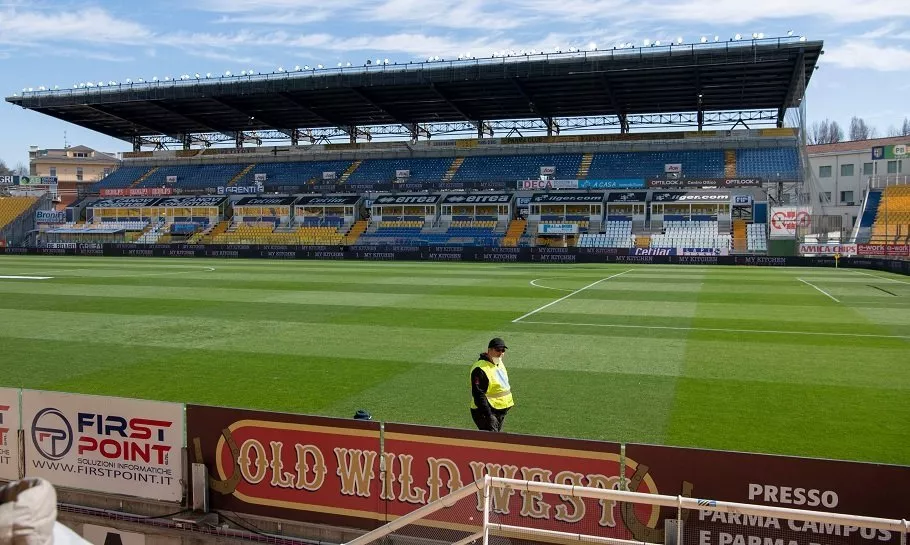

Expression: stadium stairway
xmin=733 ymin=219 xmax=747 ymax=252
xmin=724 ymin=150 xmax=737 ymax=178
xmin=339 ymin=160 xmax=363 ymax=184
xmin=501 ymin=219 xmax=527 ymax=247
xmin=577 ymin=153 xmax=593 ymax=179
xmin=342 ymin=220 xmax=368 ymax=245
xmin=199 ymin=220 xmax=230 ymax=244
xmin=129 ymin=167 xmax=159 ymax=189
xmin=228 ymin=164 xmax=256 ymax=187
xmin=442 ymin=157 xmax=464 ymax=183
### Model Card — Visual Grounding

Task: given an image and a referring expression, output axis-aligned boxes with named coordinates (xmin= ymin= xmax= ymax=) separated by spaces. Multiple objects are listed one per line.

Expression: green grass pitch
xmin=1 ymin=256 xmax=908 ymax=465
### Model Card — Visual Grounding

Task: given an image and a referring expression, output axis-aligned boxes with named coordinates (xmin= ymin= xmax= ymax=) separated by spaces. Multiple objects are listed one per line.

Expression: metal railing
xmin=346 ymin=476 xmax=909 ymax=545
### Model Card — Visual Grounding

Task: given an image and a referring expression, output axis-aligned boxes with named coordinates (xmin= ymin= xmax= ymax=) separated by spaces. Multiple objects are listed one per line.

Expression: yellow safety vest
xmin=470 ymin=359 xmax=514 ymax=410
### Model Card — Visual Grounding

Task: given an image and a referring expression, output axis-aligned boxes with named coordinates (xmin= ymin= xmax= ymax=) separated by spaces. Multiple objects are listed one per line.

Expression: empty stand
xmin=736 ymin=147 xmax=800 ymax=179
xmin=346 ymin=158 xmax=453 ymax=184
xmin=90 ymin=167 xmax=153 ymax=191
xmin=587 ymin=150 xmax=724 ymax=179
xmin=870 ymin=185 xmax=910 ymax=243
xmin=651 ymin=220 xmax=731 ymax=250
xmin=135 ymin=164 xmax=247 ymax=190
xmin=234 ymin=160 xmax=353 ymax=191
xmin=747 ymin=223 xmax=768 ymax=252
xmin=577 ymin=220 xmax=634 ymax=248
xmin=0 ymin=196 xmax=39 ymax=231
xmin=453 ymin=154 xmax=582 ymax=182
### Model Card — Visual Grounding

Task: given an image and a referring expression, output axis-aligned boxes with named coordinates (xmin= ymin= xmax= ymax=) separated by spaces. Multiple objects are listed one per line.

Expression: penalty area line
xmin=513 ymin=269 xmax=634 ymax=323
xmin=0 ymin=275 xmax=53 ymax=280
xmin=516 ymin=320 xmax=910 ymax=340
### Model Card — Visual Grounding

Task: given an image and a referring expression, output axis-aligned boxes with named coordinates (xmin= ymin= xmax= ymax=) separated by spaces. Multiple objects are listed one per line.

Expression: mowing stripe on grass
xmin=851 ymin=270 xmax=910 ymax=285
xmin=798 ymin=277 xmax=841 ymax=303
xmin=516 ymin=320 xmax=910 ymax=339
xmin=512 ymin=269 xmax=634 ymax=323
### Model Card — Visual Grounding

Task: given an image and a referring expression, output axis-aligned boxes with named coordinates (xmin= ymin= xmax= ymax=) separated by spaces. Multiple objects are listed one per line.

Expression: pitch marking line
xmin=0 ymin=276 xmax=53 ymax=280
xmin=851 ymin=270 xmax=910 ymax=285
xmin=517 ymin=320 xmax=910 ymax=340
xmin=513 ymin=269 xmax=634 ymax=323
xmin=798 ymin=277 xmax=841 ymax=303
xmin=529 ymin=278 xmax=577 ymax=292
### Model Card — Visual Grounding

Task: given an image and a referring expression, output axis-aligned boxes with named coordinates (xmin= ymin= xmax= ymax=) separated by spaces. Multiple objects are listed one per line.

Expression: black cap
xmin=353 ymin=409 xmax=373 ymax=421
xmin=488 ymin=337 xmax=508 ymax=350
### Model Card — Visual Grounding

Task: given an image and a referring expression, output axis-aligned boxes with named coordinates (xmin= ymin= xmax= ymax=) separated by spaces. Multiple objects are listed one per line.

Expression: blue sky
xmin=2 ymin=0 xmax=910 ymax=167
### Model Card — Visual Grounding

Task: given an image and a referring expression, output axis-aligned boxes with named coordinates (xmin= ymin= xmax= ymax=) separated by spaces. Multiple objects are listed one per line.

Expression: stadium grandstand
xmin=5 ymin=36 xmax=852 ymax=254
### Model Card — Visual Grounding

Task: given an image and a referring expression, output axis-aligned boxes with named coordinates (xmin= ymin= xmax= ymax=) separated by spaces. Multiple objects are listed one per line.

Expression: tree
xmin=808 ymin=119 xmax=844 ymax=144
xmin=0 ymin=159 xmax=11 ymax=176
xmin=887 ymin=118 xmax=910 ymax=137
xmin=849 ymin=116 xmax=877 ymax=141
xmin=13 ymin=162 xmax=28 ymax=176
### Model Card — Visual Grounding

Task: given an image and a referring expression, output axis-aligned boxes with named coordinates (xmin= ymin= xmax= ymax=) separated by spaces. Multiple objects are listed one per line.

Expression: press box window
xmin=840 ymin=164 xmax=854 ymax=177
xmin=818 ymin=166 xmax=832 ymax=178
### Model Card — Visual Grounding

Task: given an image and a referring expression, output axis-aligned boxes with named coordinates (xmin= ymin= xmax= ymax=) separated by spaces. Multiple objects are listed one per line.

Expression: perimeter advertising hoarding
xmin=0 ymin=388 xmax=20 ymax=480
xmin=187 ymin=405 xmax=645 ymax=533
xmin=186 ymin=405 xmax=384 ymax=528
xmin=625 ymin=443 xmax=910 ymax=545
xmin=22 ymin=391 xmax=184 ymax=501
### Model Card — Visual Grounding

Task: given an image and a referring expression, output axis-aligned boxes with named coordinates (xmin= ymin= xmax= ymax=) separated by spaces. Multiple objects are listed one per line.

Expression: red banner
xmin=857 ymin=244 xmax=910 ymax=257
xmin=100 ymin=187 xmax=174 ymax=197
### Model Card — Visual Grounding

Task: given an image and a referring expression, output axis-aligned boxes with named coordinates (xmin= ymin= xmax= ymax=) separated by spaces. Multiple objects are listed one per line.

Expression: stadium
xmin=0 ymin=34 xmax=908 ymax=545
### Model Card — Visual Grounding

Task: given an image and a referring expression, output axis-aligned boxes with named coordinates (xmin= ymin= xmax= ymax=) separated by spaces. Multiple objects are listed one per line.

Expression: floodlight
xmin=466 ymin=52 xmax=471 ymax=58
xmin=734 ymin=34 xmax=742 ymax=40
xmin=137 ymin=78 xmax=144 ymax=83
xmin=752 ymin=32 xmax=758 ymax=39
xmin=205 ymin=73 xmax=212 ymax=78
xmin=317 ymin=64 xmax=323 ymax=69
xmin=589 ymin=42 xmax=597 ymax=50
xmin=714 ymin=35 xmax=720 ymax=42
xmin=677 ymin=37 xmax=683 ymax=44
xmin=700 ymin=36 xmax=707 ymax=43
xmin=224 ymin=71 xmax=231 ymax=76
xmin=294 ymin=65 xmax=301 ymax=71
xmin=788 ymin=30 xmax=794 ymax=36
xmin=248 ymin=69 xmax=254 ymax=74
xmin=304 ymin=65 xmax=310 ymax=70
xmin=126 ymin=78 xmax=132 ymax=83
xmin=346 ymin=62 xmax=352 ymax=67
xmin=53 ymin=86 xmax=58 ymax=90
xmin=240 ymin=70 xmax=247 ymax=75
xmin=27 ymin=87 xmax=33 ymax=91
xmin=799 ymin=36 xmax=807 ymax=42
xmin=164 ymin=76 xmax=171 ymax=81
xmin=643 ymin=39 xmax=650 ymax=46
xmin=655 ymin=40 xmax=661 ymax=46
xmin=758 ymin=32 xmax=765 ymax=39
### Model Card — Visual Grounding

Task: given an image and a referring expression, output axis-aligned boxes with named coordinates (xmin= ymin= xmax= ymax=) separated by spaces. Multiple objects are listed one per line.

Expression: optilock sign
xmin=23 ymin=391 xmax=184 ymax=501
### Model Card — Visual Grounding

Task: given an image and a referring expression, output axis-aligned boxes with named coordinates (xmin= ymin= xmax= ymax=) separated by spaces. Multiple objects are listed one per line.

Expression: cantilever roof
xmin=6 ymin=39 xmax=822 ymax=141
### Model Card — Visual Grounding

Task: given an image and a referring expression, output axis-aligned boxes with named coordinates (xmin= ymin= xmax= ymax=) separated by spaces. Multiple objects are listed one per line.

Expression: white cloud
xmin=0 ymin=7 xmax=152 ymax=45
xmin=825 ymin=41 xmax=910 ymax=71
xmin=516 ymin=0 xmax=910 ymax=24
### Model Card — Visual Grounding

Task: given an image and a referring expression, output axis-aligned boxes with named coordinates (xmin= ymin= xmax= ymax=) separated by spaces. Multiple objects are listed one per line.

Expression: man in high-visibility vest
xmin=470 ymin=337 xmax=514 ymax=431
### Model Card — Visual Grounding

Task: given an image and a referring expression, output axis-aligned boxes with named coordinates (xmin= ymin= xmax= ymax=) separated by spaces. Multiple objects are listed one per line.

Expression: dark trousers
xmin=471 ymin=408 xmax=509 ymax=432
